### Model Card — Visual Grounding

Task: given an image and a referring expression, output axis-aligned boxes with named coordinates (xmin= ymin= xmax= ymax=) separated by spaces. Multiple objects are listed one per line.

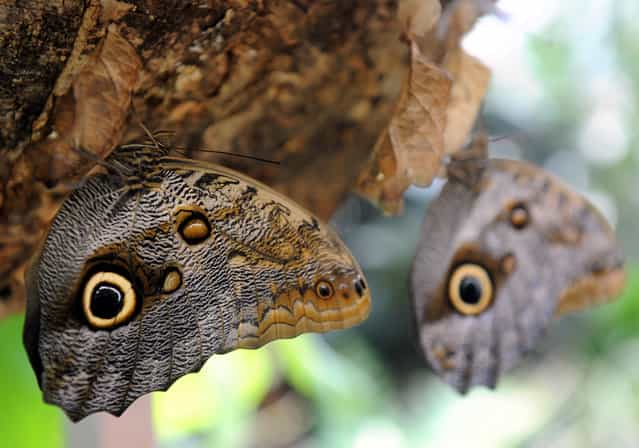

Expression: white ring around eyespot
xmin=448 ymin=263 xmax=493 ymax=315
xmin=82 ymin=271 xmax=137 ymax=329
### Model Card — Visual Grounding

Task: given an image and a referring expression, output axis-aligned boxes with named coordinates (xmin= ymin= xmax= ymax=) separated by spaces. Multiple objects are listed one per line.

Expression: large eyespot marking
xmin=315 ymin=280 xmax=334 ymax=300
xmin=82 ymin=272 xmax=137 ymax=329
xmin=509 ymin=202 xmax=529 ymax=229
xmin=162 ymin=268 xmax=182 ymax=294
xmin=448 ymin=263 xmax=494 ymax=315
xmin=176 ymin=209 xmax=211 ymax=244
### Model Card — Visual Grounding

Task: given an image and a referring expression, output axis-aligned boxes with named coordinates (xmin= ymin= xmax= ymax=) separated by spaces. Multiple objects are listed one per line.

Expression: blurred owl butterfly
xmin=410 ymin=153 xmax=625 ymax=393
xmin=23 ymin=138 xmax=370 ymax=421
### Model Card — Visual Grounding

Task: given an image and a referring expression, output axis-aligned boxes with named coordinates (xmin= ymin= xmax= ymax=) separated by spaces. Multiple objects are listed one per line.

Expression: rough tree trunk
xmin=0 ymin=0 xmax=493 ymax=318
xmin=0 ymin=0 xmax=408 ymax=315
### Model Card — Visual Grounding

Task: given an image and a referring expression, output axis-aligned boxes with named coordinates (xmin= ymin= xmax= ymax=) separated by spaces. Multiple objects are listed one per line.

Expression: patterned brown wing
xmin=23 ymin=149 xmax=370 ymax=421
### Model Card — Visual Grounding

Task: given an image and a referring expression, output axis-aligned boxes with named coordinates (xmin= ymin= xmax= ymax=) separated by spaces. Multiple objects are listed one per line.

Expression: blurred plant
xmin=0 ymin=315 xmax=63 ymax=448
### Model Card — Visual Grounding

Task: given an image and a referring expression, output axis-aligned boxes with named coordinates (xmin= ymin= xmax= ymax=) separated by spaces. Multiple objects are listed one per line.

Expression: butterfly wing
xmin=411 ymin=158 xmax=624 ymax=392
xmin=24 ymin=155 xmax=370 ymax=421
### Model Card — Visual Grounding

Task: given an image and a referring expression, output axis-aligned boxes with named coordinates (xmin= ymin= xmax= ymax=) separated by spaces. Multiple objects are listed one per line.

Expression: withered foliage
xmin=356 ymin=0 xmax=494 ymax=213
xmin=0 ymin=0 xmax=492 ymax=316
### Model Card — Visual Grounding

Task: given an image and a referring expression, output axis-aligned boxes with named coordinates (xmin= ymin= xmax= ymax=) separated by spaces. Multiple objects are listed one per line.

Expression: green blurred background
xmin=3 ymin=1 xmax=639 ymax=446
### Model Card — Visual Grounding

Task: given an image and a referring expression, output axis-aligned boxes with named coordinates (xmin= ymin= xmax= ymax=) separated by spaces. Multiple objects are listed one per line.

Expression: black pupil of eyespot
xmin=459 ymin=276 xmax=482 ymax=305
xmin=319 ymin=284 xmax=331 ymax=297
xmin=90 ymin=283 xmax=124 ymax=319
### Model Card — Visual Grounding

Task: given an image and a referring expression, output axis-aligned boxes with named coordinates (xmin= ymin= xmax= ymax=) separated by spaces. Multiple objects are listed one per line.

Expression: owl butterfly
xmin=411 ymin=156 xmax=625 ymax=393
xmin=23 ymin=140 xmax=370 ymax=421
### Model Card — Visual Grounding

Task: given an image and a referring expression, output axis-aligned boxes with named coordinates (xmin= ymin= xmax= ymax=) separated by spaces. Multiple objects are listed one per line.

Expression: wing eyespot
xmin=82 ymin=271 xmax=137 ymax=329
xmin=175 ymin=207 xmax=212 ymax=245
xmin=500 ymin=254 xmax=517 ymax=274
xmin=162 ymin=267 xmax=183 ymax=293
xmin=315 ymin=280 xmax=334 ymax=299
xmin=448 ymin=263 xmax=494 ymax=315
xmin=509 ymin=202 xmax=530 ymax=229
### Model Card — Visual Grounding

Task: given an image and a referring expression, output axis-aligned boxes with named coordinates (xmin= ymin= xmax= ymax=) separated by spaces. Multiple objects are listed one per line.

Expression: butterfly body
xmin=411 ymin=157 xmax=624 ymax=393
xmin=24 ymin=144 xmax=370 ymax=421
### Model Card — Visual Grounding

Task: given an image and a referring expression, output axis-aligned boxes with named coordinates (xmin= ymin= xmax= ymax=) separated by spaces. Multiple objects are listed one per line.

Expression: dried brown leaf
xmin=398 ymin=0 xmax=442 ymax=39
xmin=391 ymin=47 xmax=452 ymax=186
xmin=443 ymin=48 xmax=491 ymax=155
xmin=355 ymin=0 xmax=495 ymax=213
xmin=29 ymin=26 xmax=142 ymax=183
xmin=356 ymin=43 xmax=452 ymax=213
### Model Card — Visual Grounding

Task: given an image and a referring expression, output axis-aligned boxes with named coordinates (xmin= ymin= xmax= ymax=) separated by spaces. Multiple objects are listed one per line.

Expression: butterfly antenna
xmin=151 ymin=129 xmax=177 ymax=139
xmin=174 ymin=145 xmax=281 ymax=166
xmin=488 ymin=134 xmax=509 ymax=143
xmin=132 ymin=120 xmax=280 ymax=165
xmin=147 ymin=129 xmax=177 ymax=148
xmin=137 ymin=122 xmax=167 ymax=150
xmin=67 ymin=144 xmax=131 ymax=180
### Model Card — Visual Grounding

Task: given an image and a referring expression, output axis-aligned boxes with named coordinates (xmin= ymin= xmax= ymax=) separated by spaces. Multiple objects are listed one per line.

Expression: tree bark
xmin=0 ymin=1 xmax=408 ymax=315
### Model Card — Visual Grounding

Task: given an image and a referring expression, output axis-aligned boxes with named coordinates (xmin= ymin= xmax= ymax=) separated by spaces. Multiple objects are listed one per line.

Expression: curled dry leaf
xmin=443 ymin=48 xmax=491 ymax=155
xmin=356 ymin=43 xmax=452 ymax=214
xmin=401 ymin=44 xmax=452 ymax=185
xmin=438 ymin=0 xmax=494 ymax=156
xmin=25 ymin=26 xmax=141 ymax=184
xmin=398 ymin=0 xmax=441 ymax=41
xmin=356 ymin=0 xmax=495 ymax=213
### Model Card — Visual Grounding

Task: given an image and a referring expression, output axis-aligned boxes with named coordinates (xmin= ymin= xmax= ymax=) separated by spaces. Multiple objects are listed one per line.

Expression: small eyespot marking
xmin=501 ymin=254 xmax=517 ymax=274
xmin=338 ymin=283 xmax=350 ymax=300
xmin=176 ymin=209 xmax=211 ymax=244
xmin=315 ymin=280 xmax=334 ymax=300
xmin=509 ymin=202 xmax=529 ymax=229
xmin=162 ymin=268 xmax=182 ymax=293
